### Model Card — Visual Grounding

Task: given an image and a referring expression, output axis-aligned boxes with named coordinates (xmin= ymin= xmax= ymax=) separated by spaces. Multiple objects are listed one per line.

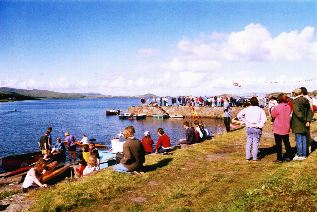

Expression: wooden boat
xmin=75 ymin=141 xmax=107 ymax=149
xmin=42 ymin=163 xmax=70 ymax=184
xmin=98 ymin=150 xmax=116 ymax=169
xmin=134 ymin=113 xmax=146 ymax=120
xmin=153 ymin=114 xmax=169 ymax=119
xmin=0 ymin=152 xmax=64 ymax=178
xmin=106 ymin=109 xmax=120 ymax=115
xmin=169 ymin=114 xmax=184 ymax=118
xmin=118 ymin=113 xmax=134 ymax=120
xmin=0 ymin=151 xmax=42 ymax=173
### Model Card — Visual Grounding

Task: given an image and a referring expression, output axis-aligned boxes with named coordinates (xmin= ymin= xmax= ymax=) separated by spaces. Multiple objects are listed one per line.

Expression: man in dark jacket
xmin=291 ymin=88 xmax=313 ymax=160
xmin=177 ymin=121 xmax=196 ymax=145
xmin=113 ymin=126 xmax=145 ymax=173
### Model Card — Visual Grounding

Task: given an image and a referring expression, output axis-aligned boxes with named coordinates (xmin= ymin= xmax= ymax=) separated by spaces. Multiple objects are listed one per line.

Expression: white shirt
xmin=237 ymin=106 xmax=267 ymax=128
xmin=83 ymin=165 xmax=99 ymax=176
xmin=22 ymin=168 xmax=44 ymax=188
xmin=81 ymin=137 xmax=89 ymax=144
xmin=195 ymin=126 xmax=203 ymax=138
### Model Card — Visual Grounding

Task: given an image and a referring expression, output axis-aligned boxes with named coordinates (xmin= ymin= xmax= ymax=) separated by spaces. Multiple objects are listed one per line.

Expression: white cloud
xmin=138 ymin=48 xmax=159 ymax=57
xmin=176 ymin=23 xmax=317 ymax=62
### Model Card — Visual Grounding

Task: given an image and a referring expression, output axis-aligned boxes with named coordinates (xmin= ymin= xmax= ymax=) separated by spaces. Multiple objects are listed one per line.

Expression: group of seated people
xmin=114 ymin=121 xmax=213 ymax=174
xmin=23 ymin=120 xmax=212 ymax=192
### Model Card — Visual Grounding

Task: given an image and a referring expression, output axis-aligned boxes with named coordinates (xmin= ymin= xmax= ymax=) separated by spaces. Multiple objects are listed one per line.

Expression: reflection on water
xmin=0 ymin=99 xmax=225 ymax=157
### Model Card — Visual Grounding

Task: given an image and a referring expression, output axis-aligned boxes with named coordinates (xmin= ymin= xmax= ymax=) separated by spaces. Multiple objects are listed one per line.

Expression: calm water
xmin=0 ymin=98 xmax=225 ymax=157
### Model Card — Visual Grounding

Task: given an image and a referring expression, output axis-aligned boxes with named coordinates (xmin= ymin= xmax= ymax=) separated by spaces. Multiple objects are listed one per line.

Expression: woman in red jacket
xmin=141 ymin=131 xmax=153 ymax=154
xmin=155 ymin=128 xmax=172 ymax=154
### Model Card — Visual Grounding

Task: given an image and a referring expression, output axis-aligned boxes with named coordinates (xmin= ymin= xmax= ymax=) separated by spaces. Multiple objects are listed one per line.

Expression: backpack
xmin=39 ymin=135 xmax=48 ymax=150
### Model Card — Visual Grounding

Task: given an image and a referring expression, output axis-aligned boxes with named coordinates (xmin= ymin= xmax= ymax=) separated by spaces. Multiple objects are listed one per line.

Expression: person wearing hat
xmin=64 ymin=131 xmax=77 ymax=164
xmin=291 ymin=88 xmax=313 ymax=160
xmin=141 ymin=131 xmax=153 ymax=154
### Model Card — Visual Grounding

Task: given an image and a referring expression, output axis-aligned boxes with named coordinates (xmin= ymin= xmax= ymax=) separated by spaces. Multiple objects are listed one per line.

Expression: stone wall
xmin=128 ymin=106 xmax=242 ymax=119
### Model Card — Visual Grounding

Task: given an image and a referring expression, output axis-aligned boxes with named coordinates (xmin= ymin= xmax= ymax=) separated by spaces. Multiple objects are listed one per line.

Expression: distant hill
xmin=0 ymin=87 xmax=87 ymax=99
xmin=0 ymin=92 xmax=38 ymax=101
xmin=0 ymin=87 xmax=152 ymax=99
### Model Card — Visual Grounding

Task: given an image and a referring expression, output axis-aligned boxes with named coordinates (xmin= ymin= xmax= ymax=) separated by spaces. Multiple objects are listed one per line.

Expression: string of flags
xmin=233 ymin=76 xmax=317 ymax=88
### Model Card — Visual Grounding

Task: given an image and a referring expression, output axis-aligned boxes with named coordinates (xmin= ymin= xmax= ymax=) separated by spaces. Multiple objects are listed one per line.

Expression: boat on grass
xmin=0 ymin=151 xmax=42 ymax=173
xmin=98 ymin=150 xmax=116 ymax=169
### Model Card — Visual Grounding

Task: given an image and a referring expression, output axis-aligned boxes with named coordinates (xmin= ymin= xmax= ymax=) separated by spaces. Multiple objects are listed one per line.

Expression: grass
xmin=25 ymin=120 xmax=317 ymax=211
xmin=0 ymin=190 xmax=20 ymax=201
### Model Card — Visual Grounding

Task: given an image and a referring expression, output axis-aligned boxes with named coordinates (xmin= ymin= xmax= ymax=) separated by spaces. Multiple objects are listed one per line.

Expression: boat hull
xmin=0 ymin=151 xmax=42 ymax=173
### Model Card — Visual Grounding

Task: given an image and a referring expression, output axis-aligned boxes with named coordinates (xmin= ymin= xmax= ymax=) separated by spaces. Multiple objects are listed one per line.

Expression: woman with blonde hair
xmin=83 ymin=156 xmax=99 ymax=176
xmin=113 ymin=126 xmax=145 ymax=173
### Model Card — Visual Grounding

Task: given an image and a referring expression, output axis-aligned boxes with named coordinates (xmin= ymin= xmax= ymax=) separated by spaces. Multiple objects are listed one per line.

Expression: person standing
xmin=223 ymin=97 xmax=231 ymax=132
xmin=237 ymin=97 xmax=267 ymax=161
xmin=271 ymin=93 xmax=292 ymax=162
xmin=38 ymin=131 xmax=51 ymax=156
xmin=47 ymin=127 xmax=53 ymax=150
xmin=64 ymin=132 xmax=77 ymax=164
xmin=291 ymin=88 xmax=313 ymax=160
xmin=113 ymin=126 xmax=145 ymax=173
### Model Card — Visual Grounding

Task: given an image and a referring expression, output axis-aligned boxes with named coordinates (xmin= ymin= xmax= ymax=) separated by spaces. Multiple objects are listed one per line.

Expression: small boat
xmin=75 ymin=141 xmax=107 ymax=149
xmin=118 ymin=113 xmax=134 ymax=120
xmin=169 ymin=115 xmax=184 ymax=119
xmin=98 ymin=150 xmax=116 ymax=169
xmin=106 ymin=109 xmax=120 ymax=115
xmin=134 ymin=113 xmax=146 ymax=120
xmin=42 ymin=163 xmax=71 ymax=184
xmin=0 ymin=151 xmax=42 ymax=173
xmin=153 ymin=114 xmax=169 ymax=119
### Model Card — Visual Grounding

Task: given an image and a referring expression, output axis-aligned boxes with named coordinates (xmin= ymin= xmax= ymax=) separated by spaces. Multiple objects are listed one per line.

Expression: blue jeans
xmin=295 ymin=133 xmax=307 ymax=157
xmin=246 ymin=127 xmax=262 ymax=160
xmin=113 ymin=163 xmax=130 ymax=173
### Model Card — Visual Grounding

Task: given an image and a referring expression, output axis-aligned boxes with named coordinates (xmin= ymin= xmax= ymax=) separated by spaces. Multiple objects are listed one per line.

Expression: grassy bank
xmin=26 ymin=121 xmax=317 ymax=211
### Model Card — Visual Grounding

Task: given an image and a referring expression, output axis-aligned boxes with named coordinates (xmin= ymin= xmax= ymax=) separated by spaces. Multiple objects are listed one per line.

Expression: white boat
xmin=153 ymin=114 xmax=169 ymax=119
xmin=169 ymin=115 xmax=184 ymax=118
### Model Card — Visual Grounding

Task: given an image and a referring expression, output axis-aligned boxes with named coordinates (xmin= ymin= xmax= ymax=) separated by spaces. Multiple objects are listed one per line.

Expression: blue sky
xmin=1 ymin=1 xmax=317 ymax=96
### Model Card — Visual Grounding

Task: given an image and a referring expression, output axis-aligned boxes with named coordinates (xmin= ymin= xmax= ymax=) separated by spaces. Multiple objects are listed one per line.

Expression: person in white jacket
xmin=237 ymin=97 xmax=267 ymax=161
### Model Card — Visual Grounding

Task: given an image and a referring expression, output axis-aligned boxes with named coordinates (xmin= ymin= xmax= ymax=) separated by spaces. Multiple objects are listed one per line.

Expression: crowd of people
xmin=235 ymin=87 xmax=314 ymax=162
xmin=22 ymin=86 xmax=316 ymax=192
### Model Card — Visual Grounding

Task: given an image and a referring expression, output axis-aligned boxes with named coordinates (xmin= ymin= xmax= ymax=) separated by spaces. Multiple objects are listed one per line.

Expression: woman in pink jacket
xmin=271 ymin=93 xmax=292 ymax=162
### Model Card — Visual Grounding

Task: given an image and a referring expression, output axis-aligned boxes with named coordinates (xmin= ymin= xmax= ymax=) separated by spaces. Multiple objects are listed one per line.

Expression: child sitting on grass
xmin=83 ymin=156 xmax=100 ymax=176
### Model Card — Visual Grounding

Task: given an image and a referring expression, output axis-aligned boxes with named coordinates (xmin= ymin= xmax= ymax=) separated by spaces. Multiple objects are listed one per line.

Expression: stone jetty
xmin=128 ymin=106 xmax=242 ymax=118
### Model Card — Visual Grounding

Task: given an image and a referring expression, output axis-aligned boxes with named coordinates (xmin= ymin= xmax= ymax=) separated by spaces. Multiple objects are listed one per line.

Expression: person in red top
xmin=155 ymin=128 xmax=172 ymax=154
xmin=141 ymin=131 xmax=153 ymax=154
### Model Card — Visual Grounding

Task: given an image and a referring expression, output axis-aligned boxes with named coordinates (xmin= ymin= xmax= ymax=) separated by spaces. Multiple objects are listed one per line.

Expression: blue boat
xmin=98 ymin=150 xmax=116 ymax=169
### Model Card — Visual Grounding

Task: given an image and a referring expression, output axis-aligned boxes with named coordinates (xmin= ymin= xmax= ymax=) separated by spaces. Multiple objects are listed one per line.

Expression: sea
xmin=0 ymin=98 xmax=225 ymax=157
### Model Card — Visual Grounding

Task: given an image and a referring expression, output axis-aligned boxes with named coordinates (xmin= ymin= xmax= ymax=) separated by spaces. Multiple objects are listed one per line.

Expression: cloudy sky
xmin=1 ymin=1 xmax=317 ymax=96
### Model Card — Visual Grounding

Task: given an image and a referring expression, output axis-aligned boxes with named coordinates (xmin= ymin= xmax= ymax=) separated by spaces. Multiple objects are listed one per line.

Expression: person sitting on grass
xmin=74 ymin=159 xmax=87 ymax=178
xmin=155 ymin=128 xmax=172 ymax=154
xmin=82 ymin=144 xmax=91 ymax=163
xmin=89 ymin=142 xmax=100 ymax=166
xmin=22 ymin=159 xmax=50 ymax=193
xmin=113 ymin=126 xmax=145 ymax=174
xmin=177 ymin=121 xmax=196 ymax=145
xmin=83 ymin=156 xmax=100 ymax=176
xmin=141 ymin=131 xmax=154 ymax=154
